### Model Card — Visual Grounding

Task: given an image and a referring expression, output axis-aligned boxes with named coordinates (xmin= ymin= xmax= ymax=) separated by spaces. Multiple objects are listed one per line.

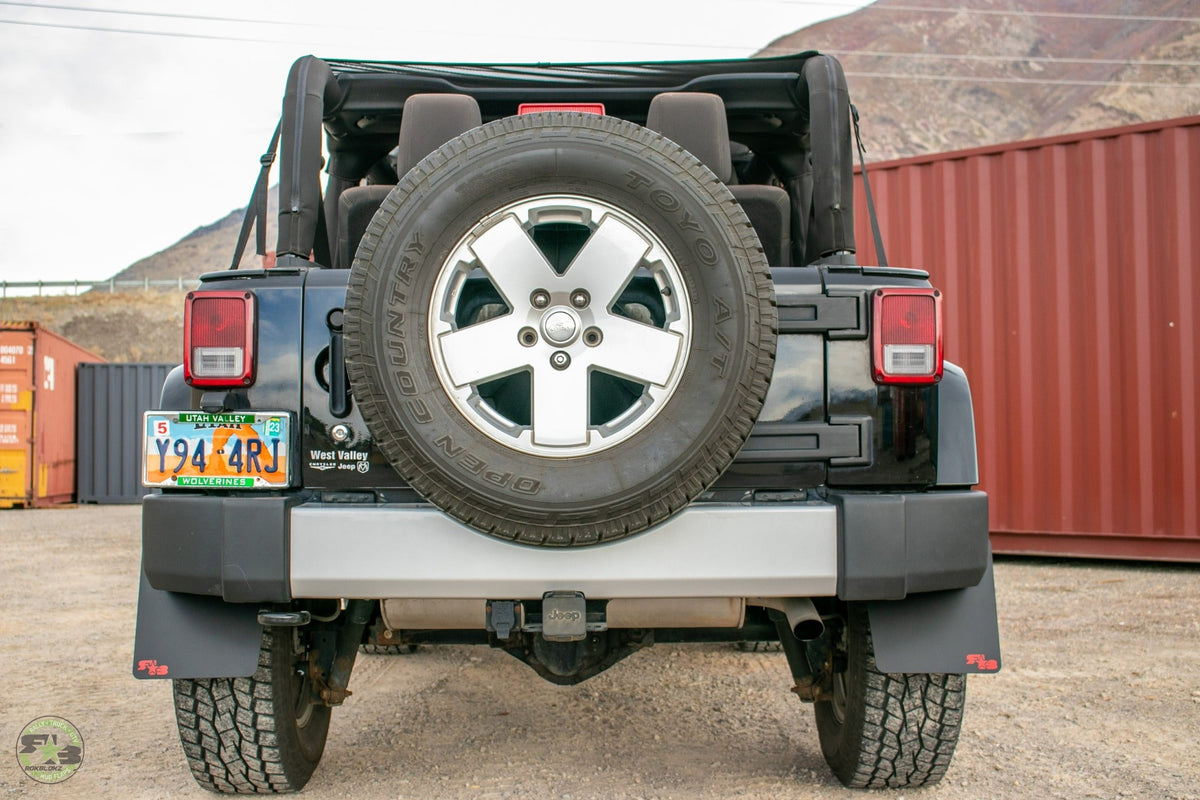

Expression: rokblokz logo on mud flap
xmin=15 ymin=716 xmax=84 ymax=784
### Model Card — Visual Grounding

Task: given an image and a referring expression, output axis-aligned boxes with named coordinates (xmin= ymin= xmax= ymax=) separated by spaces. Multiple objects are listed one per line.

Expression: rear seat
xmin=335 ymin=185 xmax=391 ymax=269
xmin=334 ymin=94 xmax=482 ymax=268
xmin=646 ymin=92 xmax=791 ymax=267
xmin=336 ymin=92 xmax=790 ymax=269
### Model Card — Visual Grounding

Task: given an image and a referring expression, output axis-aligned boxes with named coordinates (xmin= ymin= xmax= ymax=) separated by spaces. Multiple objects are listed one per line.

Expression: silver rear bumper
xmin=289 ymin=502 xmax=837 ymax=599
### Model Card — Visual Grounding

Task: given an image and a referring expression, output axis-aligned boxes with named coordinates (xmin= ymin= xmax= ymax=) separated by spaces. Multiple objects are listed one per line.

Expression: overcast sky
xmin=0 ymin=0 xmax=868 ymax=286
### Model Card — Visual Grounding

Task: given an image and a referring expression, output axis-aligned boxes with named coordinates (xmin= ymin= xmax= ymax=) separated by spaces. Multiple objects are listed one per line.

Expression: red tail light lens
xmin=872 ymin=288 xmax=943 ymax=385
xmin=184 ymin=291 xmax=256 ymax=387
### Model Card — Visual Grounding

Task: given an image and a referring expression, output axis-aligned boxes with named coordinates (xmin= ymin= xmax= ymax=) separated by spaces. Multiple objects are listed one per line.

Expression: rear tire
xmin=813 ymin=605 xmax=965 ymax=788
xmin=172 ymin=628 xmax=330 ymax=794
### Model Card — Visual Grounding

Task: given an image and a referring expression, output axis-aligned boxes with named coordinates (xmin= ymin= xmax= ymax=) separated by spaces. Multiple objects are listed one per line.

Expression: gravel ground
xmin=1 ymin=505 xmax=1197 ymax=799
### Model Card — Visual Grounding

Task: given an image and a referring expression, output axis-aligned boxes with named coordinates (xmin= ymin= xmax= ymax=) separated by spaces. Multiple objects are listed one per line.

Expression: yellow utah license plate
xmin=143 ymin=412 xmax=290 ymax=488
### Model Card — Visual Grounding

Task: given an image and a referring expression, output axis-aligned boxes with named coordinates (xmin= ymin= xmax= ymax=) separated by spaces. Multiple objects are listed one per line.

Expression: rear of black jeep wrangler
xmin=133 ymin=52 xmax=1000 ymax=793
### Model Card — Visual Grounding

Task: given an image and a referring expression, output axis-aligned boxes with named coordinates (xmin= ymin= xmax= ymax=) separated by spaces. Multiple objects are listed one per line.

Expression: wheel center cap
xmin=542 ymin=308 xmax=578 ymax=344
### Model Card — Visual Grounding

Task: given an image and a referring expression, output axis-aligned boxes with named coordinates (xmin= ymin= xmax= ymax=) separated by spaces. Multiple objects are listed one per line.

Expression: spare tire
xmin=344 ymin=112 xmax=775 ymax=546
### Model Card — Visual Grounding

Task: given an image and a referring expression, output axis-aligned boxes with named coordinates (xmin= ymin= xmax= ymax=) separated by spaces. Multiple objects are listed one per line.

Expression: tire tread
xmin=172 ymin=630 xmax=326 ymax=794
xmin=815 ymin=607 xmax=966 ymax=789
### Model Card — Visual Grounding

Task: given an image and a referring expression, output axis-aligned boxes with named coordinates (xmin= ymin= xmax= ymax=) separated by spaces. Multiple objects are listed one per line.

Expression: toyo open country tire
xmin=172 ymin=629 xmax=330 ymax=793
xmin=814 ymin=605 xmax=966 ymax=788
xmin=345 ymin=113 xmax=776 ymax=545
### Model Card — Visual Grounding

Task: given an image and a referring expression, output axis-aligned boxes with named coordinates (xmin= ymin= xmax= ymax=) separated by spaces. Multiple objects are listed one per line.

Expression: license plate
xmin=143 ymin=412 xmax=290 ymax=489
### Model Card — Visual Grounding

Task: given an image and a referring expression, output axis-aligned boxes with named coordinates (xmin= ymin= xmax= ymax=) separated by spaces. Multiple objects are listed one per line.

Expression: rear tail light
xmin=184 ymin=291 xmax=256 ymax=387
xmin=872 ymin=288 xmax=943 ymax=385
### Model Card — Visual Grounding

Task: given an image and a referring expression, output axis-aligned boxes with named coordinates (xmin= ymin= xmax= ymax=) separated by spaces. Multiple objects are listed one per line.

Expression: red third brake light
xmin=184 ymin=291 xmax=256 ymax=387
xmin=518 ymin=103 xmax=606 ymax=115
xmin=872 ymin=288 xmax=943 ymax=385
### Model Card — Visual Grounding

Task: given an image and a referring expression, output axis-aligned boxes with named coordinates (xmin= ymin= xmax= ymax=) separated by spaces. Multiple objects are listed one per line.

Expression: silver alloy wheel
xmin=429 ymin=195 xmax=692 ymax=457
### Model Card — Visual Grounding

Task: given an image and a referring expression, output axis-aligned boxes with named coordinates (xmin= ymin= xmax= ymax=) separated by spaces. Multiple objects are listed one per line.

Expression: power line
xmin=0 ymin=14 xmax=762 ymax=52
xmin=0 ymin=16 xmax=317 ymax=44
xmin=0 ymin=0 xmax=317 ymax=27
xmin=0 ymin=1 xmax=786 ymax=52
xmin=845 ymin=70 xmax=1200 ymax=88
xmin=774 ymin=48 xmax=1200 ymax=68
xmin=776 ymin=1 xmax=1200 ymax=24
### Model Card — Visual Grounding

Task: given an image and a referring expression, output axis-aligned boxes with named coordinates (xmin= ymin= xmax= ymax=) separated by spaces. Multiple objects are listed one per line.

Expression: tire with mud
xmin=172 ymin=628 xmax=329 ymax=794
xmin=345 ymin=112 xmax=775 ymax=546
xmin=814 ymin=605 xmax=966 ymax=788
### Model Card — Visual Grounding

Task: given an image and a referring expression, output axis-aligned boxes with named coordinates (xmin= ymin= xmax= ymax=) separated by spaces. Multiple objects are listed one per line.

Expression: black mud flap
xmin=867 ymin=556 xmax=1001 ymax=674
xmin=132 ymin=570 xmax=263 ymax=680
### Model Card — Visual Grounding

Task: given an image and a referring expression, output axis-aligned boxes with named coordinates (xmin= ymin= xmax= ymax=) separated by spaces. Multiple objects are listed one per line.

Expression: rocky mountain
xmin=760 ymin=0 xmax=1200 ymax=160
xmin=113 ymin=0 xmax=1198 ymax=284
xmin=115 ymin=189 xmax=278 ymax=285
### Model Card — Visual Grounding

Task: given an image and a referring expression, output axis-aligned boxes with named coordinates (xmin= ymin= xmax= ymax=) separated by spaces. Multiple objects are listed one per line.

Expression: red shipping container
xmin=0 ymin=322 xmax=104 ymax=507
xmin=854 ymin=115 xmax=1200 ymax=561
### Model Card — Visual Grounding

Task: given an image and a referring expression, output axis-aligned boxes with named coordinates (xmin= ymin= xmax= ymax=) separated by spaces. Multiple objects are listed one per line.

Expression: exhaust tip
xmin=792 ymin=617 xmax=825 ymax=641
xmin=780 ymin=597 xmax=825 ymax=641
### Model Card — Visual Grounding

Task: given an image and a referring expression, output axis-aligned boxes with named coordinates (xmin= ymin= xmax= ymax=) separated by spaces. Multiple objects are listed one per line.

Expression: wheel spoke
xmin=530 ymin=364 xmax=590 ymax=447
xmin=437 ymin=316 xmax=528 ymax=387
xmin=469 ymin=215 xmax=556 ymax=307
xmin=590 ymin=314 xmax=683 ymax=386
xmin=564 ymin=215 xmax=651 ymax=308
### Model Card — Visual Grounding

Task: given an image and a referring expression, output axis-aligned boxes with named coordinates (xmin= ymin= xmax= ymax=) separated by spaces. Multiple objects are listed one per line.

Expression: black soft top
xmin=324 ymin=52 xmax=819 ymax=83
xmin=261 ymin=52 xmax=854 ymax=267
xmin=319 ymin=52 xmax=824 ymax=148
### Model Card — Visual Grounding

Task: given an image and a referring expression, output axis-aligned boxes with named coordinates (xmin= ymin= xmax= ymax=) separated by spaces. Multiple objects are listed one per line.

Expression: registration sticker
xmin=143 ymin=412 xmax=290 ymax=488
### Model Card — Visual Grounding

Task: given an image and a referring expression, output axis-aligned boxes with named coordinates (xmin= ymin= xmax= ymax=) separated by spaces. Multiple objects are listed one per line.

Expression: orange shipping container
xmin=0 ymin=322 xmax=104 ymax=508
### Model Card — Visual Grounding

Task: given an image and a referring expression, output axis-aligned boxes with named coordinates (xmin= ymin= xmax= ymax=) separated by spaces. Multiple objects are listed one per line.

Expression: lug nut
xmin=550 ymin=351 xmax=571 ymax=370
xmin=531 ymin=289 xmax=551 ymax=309
xmin=583 ymin=327 xmax=602 ymax=346
xmin=570 ymin=289 xmax=590 ymax=309
xmin=519 ymin=327 xmax=538 ymax=347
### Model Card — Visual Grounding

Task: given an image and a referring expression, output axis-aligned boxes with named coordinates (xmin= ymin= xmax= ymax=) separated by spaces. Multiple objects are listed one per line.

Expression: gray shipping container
xmin=77 ymin=363 xmax=176 ymax=504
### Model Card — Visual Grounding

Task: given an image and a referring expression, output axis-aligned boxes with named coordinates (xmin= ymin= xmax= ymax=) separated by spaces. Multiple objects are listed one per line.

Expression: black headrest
xmin=646 ymin=92 xmax=733 ymax=183
xmin=395 ymin=94 xmax=483 ymax=177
